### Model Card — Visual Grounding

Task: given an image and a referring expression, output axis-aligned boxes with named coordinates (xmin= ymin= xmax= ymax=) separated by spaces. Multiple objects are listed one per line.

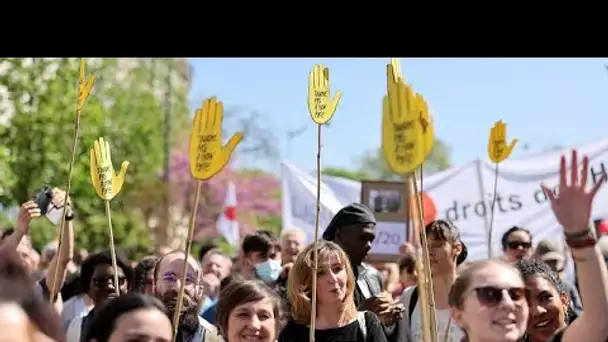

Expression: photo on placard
xmin=369 ymin=189 xmax=402 ymax=214
xmin=361 ymin=180 xmax=409 ymax=262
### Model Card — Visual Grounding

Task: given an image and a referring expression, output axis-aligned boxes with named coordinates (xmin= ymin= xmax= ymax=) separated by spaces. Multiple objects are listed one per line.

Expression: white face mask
xmin=254 ymin=259 xmax=282 ymax=283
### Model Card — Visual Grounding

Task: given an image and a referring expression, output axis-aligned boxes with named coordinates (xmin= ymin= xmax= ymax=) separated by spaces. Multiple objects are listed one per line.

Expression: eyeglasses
xmin=506 ymin=241 xmax=532 ymax=250
xmin=473 ymin=286 xmax=527 ymax=306
xmin=160 ymin=273 xmax=198 ymax=286
xmin=92 ymin=276 xmax=127 ymax=288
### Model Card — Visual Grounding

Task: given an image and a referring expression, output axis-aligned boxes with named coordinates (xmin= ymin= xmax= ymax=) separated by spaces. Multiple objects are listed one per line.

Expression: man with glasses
xmin=154 ymin=250 xmax=219 ymax=342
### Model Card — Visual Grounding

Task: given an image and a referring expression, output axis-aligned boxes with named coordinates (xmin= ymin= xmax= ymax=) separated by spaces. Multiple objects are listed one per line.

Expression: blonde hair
xmin=287 ymin=240 xmax=357 ymax=325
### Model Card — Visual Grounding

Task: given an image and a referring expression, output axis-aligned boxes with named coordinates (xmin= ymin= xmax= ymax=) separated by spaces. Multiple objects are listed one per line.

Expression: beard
xmin=158 ymin=289 xmax=201 ymax=337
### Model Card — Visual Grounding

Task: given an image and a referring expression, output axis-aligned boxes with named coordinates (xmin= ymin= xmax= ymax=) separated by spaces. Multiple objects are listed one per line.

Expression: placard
xmin=361 ymin=180 xmax=411 ymax=262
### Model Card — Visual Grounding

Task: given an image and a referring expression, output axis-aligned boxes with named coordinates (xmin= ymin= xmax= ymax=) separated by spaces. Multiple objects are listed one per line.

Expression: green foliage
xmin=358 ymin=138 xmax=452 ymax=180
xmin=0 ymin=58 xmax=190 ymax=258
xmin=322 ymin=167 xmax=371 ymax=181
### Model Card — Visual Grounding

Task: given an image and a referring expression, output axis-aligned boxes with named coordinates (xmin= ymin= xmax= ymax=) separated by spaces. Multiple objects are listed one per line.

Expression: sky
xmin=188 ymin=58 xmax=608 ymax=174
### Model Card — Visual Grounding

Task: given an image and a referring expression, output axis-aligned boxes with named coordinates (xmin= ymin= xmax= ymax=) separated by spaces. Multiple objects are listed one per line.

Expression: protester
xmin=449 ymin=150 xmax=608 ymax=342
xmin=66 ymin=250 xmax=133 ymax=342
xmin=202 ymin=249 xmax=232 ymax=282
xmin=216 ymin=279 xmax=282 ymax=342
xmin=322 ymin=203 xmax=402 ymax=342
xmin=201 ymin=274 xmax=243 ymax=325
xmin=501 ymin=226 xmax=533 ymax=263
xmin=153 ymin=250 xmax=219 ymax=341
xmin=0 ymin=248 xmax=65 ymax=342
xmin=515 ymin=259 xmax=578 ymax=340
xmin=396 ymin=250 xmax=417 ymax=297
xmin=1 ymin=189 xmax=75 ymax=312
xmin=448 ymin=259 xmax=529 ymax=341
xmin=279 ymin=240 xmax=387 ymax=342
xmin=532 ymin=239 xmax=583 ymax=318
xmin=399 ymin=219 xmax=467 ymax=341
xmin=239 ymin=232 xmax=283 ymax=286
xmin=279 ymin=227 xmax=306 ymax=264
xmin=131 ymin=255 xmax=158 ymax=295
xmin=82 ymin=293 xmax=171 ymax=342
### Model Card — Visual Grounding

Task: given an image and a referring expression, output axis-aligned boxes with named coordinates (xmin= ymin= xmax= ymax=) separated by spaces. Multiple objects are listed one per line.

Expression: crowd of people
xmin=1 ymin=150 xmax=608 ymax=342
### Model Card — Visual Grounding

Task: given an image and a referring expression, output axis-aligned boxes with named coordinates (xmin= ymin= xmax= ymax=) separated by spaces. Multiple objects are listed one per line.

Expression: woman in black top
xmin=278 ymin=241 xmax=386 ymax=342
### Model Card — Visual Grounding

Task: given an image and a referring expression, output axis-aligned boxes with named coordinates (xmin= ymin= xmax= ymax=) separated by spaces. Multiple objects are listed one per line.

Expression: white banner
xmin=281 ymin=137 xmax=608 ymax=262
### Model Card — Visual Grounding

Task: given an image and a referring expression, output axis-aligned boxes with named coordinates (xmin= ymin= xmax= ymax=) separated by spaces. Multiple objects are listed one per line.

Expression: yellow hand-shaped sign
xmin=77 ymin=58 xmax=96 ymax=112
xmin=89 ymin=137 xmax=130 ymax=200
xmin=382 ymin=60 xmax=425 ymax=175
xmin=488 ymin=120 xmax=518 ymax=163
xmin=307 ymin=64 xmax=342 ymax=124
xmin=189 ymin=97 xmax=244 ymax=180
xmin=416 ymin=93 xmax=434 ymax=158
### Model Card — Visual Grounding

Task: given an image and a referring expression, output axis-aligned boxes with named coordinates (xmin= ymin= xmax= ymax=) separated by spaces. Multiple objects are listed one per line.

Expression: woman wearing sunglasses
xmin=501 ymin=227 xmax=533 ymax=263
xmin=448 ymin=150 xmax=608 ymax=342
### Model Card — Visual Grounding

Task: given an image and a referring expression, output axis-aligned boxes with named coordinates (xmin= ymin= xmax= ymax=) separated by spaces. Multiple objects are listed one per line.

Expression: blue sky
xmin=188 ymin=58 xmax=608 ymax=173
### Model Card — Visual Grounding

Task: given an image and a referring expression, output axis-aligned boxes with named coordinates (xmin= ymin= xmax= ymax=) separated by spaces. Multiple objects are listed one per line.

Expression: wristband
xmin=566 ymin=236 xmax=596 ymax=249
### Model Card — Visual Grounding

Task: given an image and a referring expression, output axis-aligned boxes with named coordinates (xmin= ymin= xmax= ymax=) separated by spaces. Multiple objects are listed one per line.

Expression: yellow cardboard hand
xmin=307 ymin=64 xmax=342 ymax=124
xmin=77 ymin=58 xmax=96 ymax=112
xmin=189 ymin=97 xmax=244 ymax=180
xmin=382 ymin=62 xmax=425 ymax=175
xmin=89 ymin=137 xmax=130 ymax=200
xmin=416 ymin=93 xmax=434 ymax=158
xmin=488 ymin=120 xmax=518 ymax=163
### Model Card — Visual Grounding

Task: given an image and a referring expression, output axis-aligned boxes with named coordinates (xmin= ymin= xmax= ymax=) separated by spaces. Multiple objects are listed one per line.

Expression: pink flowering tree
xmin=169 ymin=150 xmax=281 ymax=242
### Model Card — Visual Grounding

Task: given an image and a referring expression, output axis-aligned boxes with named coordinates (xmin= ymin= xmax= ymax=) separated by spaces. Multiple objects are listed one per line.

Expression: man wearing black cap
xmin=323 ymin=203 xmax=402 ymax=341
xmin=399 ymin=219 xmax=468 ymax=342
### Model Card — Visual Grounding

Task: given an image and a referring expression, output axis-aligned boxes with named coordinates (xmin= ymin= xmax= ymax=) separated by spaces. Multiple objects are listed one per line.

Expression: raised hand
xmin=382 ymin=60 xmax=425 ymax=175
xmin=307 ymin=64 xmax=342 ymax=124
xmin=89 ymin=137 xmax=129 ymax=200
xmin=542 ymin=150 xmax=606 ymax=233
xmin=488 ymin=121 xmax=517 ymax=163
xmin=77 ymin=58 xmax=96 ymax=112
xmin=189 ymin=97 xmax=243 ymax=180
xmin=15 ymin=201 xmax=41 ymax=234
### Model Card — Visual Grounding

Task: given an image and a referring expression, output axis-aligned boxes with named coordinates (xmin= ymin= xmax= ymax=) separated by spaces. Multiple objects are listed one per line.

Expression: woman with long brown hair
xmin=278 ymin=240 xmax=386 ymax=342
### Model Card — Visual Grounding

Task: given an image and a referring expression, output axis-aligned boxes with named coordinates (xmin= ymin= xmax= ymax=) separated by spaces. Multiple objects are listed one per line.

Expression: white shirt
xmin=61 ymin=295 xmax=92 ymax=331
xmin=410 ymin=304 xmax=464 ymax=342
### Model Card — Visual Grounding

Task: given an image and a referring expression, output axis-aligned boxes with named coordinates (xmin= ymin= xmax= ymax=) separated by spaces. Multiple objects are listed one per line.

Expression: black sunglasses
xmin=92 ymin=276 xmax=127 ymax=288
xmin=506 ymin=241 xmax=532 ymax=250
xmin=474 ymin=286 xmax=527 ymax=306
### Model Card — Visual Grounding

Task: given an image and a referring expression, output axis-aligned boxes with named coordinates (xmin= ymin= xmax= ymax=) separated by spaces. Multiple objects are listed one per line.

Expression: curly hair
xmin=514 ymin=258 xmax=575 ymax=324
xmin=131 ymin=256 xmax=158 ymax=293
xmin=80 ymin=249 xmax=134 ymax=293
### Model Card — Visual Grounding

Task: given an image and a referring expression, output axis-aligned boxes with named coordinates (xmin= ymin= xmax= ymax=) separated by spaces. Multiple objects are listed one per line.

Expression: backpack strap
xmin=408 ymin=286 xmax=419 ymax=325
xmin=357 ymin=311 xmax=367 ymax=340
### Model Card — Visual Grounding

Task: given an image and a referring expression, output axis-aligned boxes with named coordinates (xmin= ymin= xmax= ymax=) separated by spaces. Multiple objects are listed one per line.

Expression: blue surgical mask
xmin=254 ymin=259 xmax=282 ymax=283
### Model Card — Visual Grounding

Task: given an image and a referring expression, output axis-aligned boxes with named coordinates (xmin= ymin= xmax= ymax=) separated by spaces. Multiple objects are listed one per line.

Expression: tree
xmin=165 ymin=147 xmax=281 ymax=249
xmin=358 ymin=138 xmax=452 ymax=180
xmin=0 ymin=58 xmax=190 ymax=258
xmin=322 ymin=167 xmax=370 ymax=181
